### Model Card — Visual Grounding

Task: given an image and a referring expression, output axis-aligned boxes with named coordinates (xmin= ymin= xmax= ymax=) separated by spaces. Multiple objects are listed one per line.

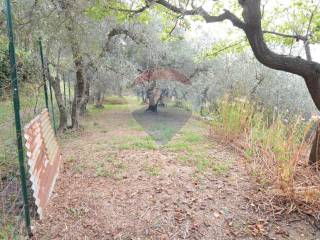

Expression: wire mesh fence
xmin=0 ymin=1 xmax=74 ymax=237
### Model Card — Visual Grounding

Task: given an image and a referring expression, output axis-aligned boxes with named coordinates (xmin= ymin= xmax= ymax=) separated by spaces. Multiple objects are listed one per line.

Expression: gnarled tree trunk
xmin=146 ymin=81 xmax=159 ymax=112
xmin=50 ymin=76 xmax=68 ymax=132
xmin=69 ymin=33 xmax=86 ymax=128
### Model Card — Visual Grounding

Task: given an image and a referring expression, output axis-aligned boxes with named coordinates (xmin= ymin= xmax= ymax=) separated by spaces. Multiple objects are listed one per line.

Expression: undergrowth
xmin=209 ymin=95 xmax=320 ymax=214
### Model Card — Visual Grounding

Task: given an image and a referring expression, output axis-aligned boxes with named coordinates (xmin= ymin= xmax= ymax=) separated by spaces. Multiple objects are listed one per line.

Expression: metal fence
xmin=0 ymin=0 xmax=73 ymax=238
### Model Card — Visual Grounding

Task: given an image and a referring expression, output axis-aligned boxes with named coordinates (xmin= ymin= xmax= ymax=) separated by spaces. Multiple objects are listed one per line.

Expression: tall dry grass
xmin=210 ymin=95 xmax=320 ymax=214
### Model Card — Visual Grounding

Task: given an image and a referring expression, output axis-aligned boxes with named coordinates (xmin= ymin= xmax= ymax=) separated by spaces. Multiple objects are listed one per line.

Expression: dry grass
xmin=209 ymin=95 xmax=320 ymax=217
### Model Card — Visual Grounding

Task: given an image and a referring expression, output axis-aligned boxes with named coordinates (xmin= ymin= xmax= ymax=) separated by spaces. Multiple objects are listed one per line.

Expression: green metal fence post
xmin=47 ymin=66 xmax=57 ymax=135
xmin=38 ymin=37 xmax=49 ymax=109
xmin=4 ymin=0 xmax=32 ymax=237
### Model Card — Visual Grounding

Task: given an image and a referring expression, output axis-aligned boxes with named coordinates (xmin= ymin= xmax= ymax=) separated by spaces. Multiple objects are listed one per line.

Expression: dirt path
xmin=33 ymin=104 xmax=319 ymax=240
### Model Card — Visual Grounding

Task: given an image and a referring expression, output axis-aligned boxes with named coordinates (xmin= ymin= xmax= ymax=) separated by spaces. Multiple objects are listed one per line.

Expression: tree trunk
xmin=69 ymin=36 xmax=86 ymax=128
xmin=309 ymin=122 xmax=320 ymax=166
xmin=146 ymin=81 xmax=158 ymax=112
xmin=149 ymin=94 xmax=156 ymax=105
xmin=57 ymin=0 xmax=87 ymax=129
xmin=118 ymin=86 xmax=123 ymax=98
xmin=51 ymin=76 xmax=68 ymax=132
xmin=95 ymin=89 xmax=104 ymax=108
xmin=80 ymin=80 xmax=89 ymax=116
xmin=239 ymin=0 xmax=320 ymax=164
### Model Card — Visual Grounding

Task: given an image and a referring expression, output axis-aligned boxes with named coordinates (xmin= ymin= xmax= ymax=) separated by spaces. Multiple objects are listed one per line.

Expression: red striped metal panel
xmin=24 ymin=109 xmax=62 ymax=219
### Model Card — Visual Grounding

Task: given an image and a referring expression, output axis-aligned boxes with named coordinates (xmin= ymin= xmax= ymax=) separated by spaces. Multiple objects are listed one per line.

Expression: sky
xmin=183 ymin=0 xmax=320 ymax=62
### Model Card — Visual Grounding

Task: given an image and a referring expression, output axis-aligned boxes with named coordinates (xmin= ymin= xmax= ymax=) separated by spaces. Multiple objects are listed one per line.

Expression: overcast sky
xmin=183 ymin=0 xmax=320 ymax=62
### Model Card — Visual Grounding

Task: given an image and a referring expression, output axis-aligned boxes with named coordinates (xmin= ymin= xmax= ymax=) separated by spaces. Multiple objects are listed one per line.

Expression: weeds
xmin=210 ymin=95 xmax=320 ymax=212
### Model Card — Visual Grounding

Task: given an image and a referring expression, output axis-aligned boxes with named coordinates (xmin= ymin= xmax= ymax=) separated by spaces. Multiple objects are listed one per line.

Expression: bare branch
xmin=204 ymin=39 xmax=246 ymax=58
xmin=263 ymin=30 xmax=307 ymax=41
xmin=155 ymin=0 xmax=245 ymax=29
xmin=168 ymin=15 xmax=183 ymax=36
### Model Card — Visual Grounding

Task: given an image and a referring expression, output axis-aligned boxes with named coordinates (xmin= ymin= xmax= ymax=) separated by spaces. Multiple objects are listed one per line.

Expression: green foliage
xmin=0 ymin=38 xmax=39 ymax=98
xmin=263 ymin=0 xmax=320 ymax=45
xmin=0 ymin=39 xmax=10 ymax=97
xmin=85 ymin=0 xmax=151 ymax=24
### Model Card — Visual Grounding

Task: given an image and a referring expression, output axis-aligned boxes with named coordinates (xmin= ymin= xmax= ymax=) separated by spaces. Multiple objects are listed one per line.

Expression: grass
xmin=166 ymin=141 xmax=192 ymax=152
xmin=147 ymin=123 xmax=176 ymax=143
xmin=103 ymin=96 xmax=128 ymax=105
xmin=209 ymin=95 xmax=320 ymax=210
xmin=180 ymin=131 xmax=203 ymax=143
xmin=166 ymin=130 xmax=203 ymax=153
xmin=143 ymin=161 xmax=162 ymax=176
xmin=164 ymin=125 xmax=231 ymax=175
xmin=94 ymin=158 xmax=126 ymax=180
xmin=127 ymin=119 xmax=144 ymax=131
xmin=0 ymin=84 xmax=52 ymax=239
xmin=95 ymin=164 xmax=113 ymax=178
xmin=118 ymin=136 xmax=158 ymax=150
xmin=0 ymin=222 xmax=19 ymax=240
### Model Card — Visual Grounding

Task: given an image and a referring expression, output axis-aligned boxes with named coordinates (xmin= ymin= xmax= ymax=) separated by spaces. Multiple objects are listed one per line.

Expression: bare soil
xmin=32 ymin=105 xmax=320 ymax=240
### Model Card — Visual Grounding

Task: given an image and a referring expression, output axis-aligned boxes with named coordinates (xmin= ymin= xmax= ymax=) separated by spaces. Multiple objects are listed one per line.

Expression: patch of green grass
xmin=104 ymin=96 xmax=128 ymax=105
xmin=59 ymin=129 xmax=81 ymax=140
xmin=104 ymin=104 xmax=129 ymax=111
xmin=212 ymin=163 xmax=231 ymax=174
xmin=0 ymin=101 xmax=13 ymax=123
xmin=67 ymin=207 xmax=87 ymax=218
xmin=127 ymin=119 xmax=143 ymax=131
xmin=87 ymin=102 xmax=128 ymax=115
xmin=95 ymin=164 xmax=113 ymax=178
xmin=165 ymin=129 xmax=204 ymax=153
xmin=74 ymin=163 xmax=85 ymax=174
xmin=94 ymin=159 xmax=126 ymax=179
xmin=166 ymin=141 xmax=191 ymax=152
xmin=119 ymin=136 xmax=157 ymax=150
xmin=179 ymin=155 xmax=191 ymax=164
xmin=196 ymin=156 xmax=212 ymax=173
xmin=66 ymin=154 xmax=76 ymax=163
xmin=0 ymin=222 xmax=18 ymax=240
xmin=180 ymin=131 xmax=203 ymax=143
xmin=143 ymin=162 xmax=162 ymax=176
xmin=148 ymin=123 xmax=176 ymax=143
xmin=178 ymin=151 xmax=231 ymax=175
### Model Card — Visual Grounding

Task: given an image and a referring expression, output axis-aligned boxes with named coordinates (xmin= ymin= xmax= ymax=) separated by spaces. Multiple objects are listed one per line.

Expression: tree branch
xmin=155 ymin=0 xmax=245 ymax=29
xmin=101 ymin=28 xmax=142 ymax=57
xmin=263 ymin=30 xmax=307 ymax=41
xmin=204 ymin=39 xmax=246 ymax=58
